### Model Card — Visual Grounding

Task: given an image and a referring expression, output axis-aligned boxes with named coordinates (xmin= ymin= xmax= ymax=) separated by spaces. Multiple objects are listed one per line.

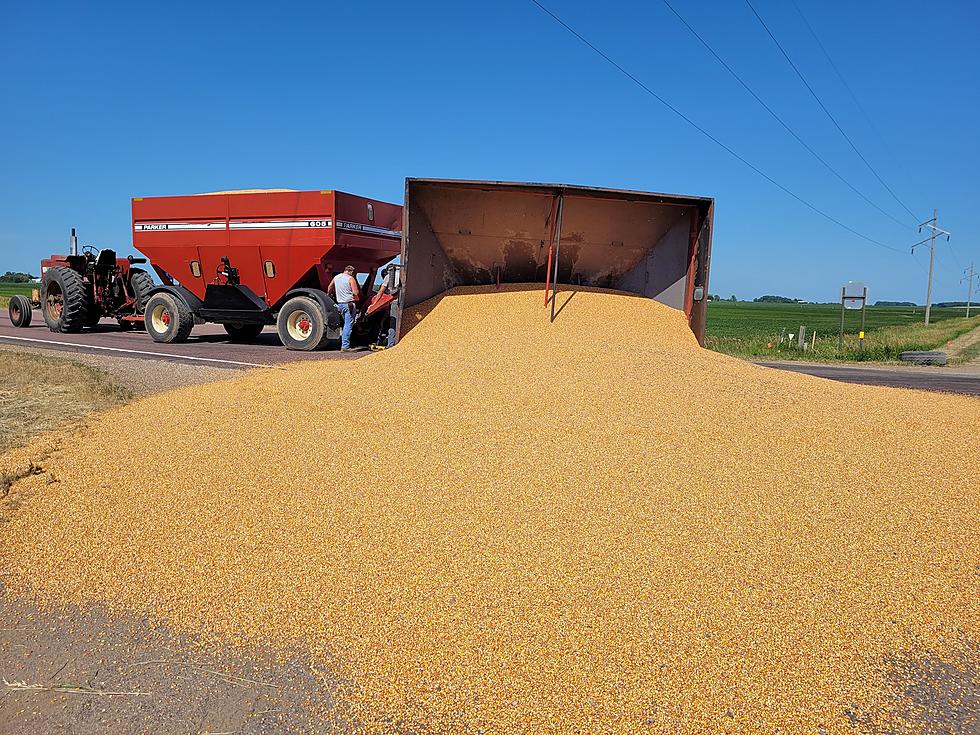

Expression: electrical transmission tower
xmin=910 ymin=210 xmax=951 ymax=324
xmin=962 ymin=262 xmax=978 ymax=318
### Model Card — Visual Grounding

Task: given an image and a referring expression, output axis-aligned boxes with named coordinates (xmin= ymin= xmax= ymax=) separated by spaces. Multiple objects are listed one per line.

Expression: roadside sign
xmin=838 ymin=281 xmax=869 ymax=351
xmin=843 ymin=281 xmax=865 ymax=310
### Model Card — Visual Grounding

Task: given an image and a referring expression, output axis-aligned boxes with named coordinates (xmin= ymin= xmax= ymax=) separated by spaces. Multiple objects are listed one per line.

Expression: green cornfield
xmin=706 ymin=301 xmax=979 ymax=362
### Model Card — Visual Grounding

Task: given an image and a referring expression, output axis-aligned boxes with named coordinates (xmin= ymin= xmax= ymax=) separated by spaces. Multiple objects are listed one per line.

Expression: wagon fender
xmin=276 ymin=288 xmax=342 ymax=330
xmin=143 ymin=284 xmax=203 ymax=314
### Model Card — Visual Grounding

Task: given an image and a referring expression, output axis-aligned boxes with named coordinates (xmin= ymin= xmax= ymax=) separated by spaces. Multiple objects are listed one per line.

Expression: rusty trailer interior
xmin=398 ymin=179 xmax=714 ymax=344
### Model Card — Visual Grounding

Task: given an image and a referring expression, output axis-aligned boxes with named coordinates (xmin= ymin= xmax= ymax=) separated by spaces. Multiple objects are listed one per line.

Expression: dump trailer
xmin=131 ymin=189 xmax=402 ymax=350
xmin=397 ymin=179 xmax=713 ymax=345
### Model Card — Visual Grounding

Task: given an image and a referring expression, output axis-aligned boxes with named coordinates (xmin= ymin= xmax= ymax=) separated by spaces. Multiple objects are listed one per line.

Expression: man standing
xmin=328 ymin=265 xmax=359 ymax=351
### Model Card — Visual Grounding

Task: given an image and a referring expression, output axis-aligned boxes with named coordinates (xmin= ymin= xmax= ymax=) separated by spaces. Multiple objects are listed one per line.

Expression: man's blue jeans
xmin=337 ymin=302 xmax=355 ymax=349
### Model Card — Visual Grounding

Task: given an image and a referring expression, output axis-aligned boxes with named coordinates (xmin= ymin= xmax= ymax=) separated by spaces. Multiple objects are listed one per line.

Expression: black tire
xmin=8 ymin=294 xmax=33 ymax=328
xmin=223 ymin=322 xmax=265 ymax=342
xmin=41 ymin=266 xmax=89 ymax=333
xmin=128 ymin=269 xmax=155 ymax=311
xmin=85 ymin=298 xmax=103 ymax=327
xmin=276 ymin=297 xmax=332 ymax=351
xmin=117 ymin=318 xmax=135 ymax=331
xmin=144 ymin=292 xmax=194 ymax=343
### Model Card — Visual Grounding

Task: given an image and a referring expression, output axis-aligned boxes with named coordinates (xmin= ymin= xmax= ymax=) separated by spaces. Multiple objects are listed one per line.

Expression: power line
xmin=788 ymin=0 xmax=882 ymax=138
xmin=660 ymin=0 xmax=909 ymax=231
xmin=743 ymin=0 xmax=921 ymax=223
xmin=526 ymin=0 xmax=903 ymax=253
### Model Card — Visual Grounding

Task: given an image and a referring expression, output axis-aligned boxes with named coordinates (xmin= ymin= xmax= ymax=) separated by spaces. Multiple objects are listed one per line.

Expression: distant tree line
xmin=874 ymin=300 xmax=916 ymax=307
xmin=0 ymin=271 xmax=37 ymax=283
xmin=753 ymin=295 xmax=802 ymax=303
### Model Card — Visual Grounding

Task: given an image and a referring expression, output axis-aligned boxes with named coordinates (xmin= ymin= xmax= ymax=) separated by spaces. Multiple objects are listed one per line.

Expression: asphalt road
xmin=757 ymin=361 xmax=980 ymax=396
xmin=0 ymin=309 xmax=362 ymax=367
xmin=3 ymin=310 xmax=978 ymax=395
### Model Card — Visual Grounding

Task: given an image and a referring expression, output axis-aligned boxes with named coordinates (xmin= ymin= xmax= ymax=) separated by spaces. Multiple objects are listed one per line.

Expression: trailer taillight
xmin=264 ymin=260 xmax=276 ymax=278
xmin=189 ymin=260 xmax=201 ymax=278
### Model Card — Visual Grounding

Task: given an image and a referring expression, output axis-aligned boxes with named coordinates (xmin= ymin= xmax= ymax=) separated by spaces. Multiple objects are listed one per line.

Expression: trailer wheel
xmin=276 ymin=297 xmax=332 ymax=351
xmin=42 ymin=266 xmax=89 ymax=333
xmin=128 ymin=269 xmax=155 ymax=310
xmin=144 ymin=292 xmax=194 ymax=343
xmin=8 ymin=295 xmax=33 ymax=328
xmin=223 ymin=322 xmax=265 ymax=342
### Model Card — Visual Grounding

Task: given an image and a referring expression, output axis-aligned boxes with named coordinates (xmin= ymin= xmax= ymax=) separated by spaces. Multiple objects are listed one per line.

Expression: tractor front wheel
xmin=223 ymin=322 xmax=265 ymax=342
xmin=41 ymin=266 xmax=89 ymax=333
xmin=276 ymin=297 xmax=332 ymax=351
xmin=8 ymin=294 xmax=33 ymax=328
xmin=144 ymin=292 xmax=194 ymax=343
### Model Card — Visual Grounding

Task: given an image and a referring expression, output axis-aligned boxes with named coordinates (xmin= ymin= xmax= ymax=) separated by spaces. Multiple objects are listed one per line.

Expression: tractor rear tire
xmin=276 ymin=297 xmax=332 ymax=351
xmin=223 ymin=322 xmax=265 ymax=342
xmin=128 ymin=269 xmax=155 ymax=311
xmin=144 ymin=292 xmax=194 ymax=343
xmin=8 ymin=294 xmax=33 ymax=328
xmin=42 ymin=266 xmax=89 ymax=333
xmin=85 ymin=303 xmax=103 ymax=327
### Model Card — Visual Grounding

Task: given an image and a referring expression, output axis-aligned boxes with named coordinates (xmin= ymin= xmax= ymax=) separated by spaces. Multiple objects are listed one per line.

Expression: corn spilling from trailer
xmin=2 ymin=287 xmax=977 ymax=735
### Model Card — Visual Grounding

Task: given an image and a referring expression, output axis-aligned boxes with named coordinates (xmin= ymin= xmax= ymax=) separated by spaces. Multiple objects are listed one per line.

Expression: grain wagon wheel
xmin=144 ymin=292 xmax=194 ymax=343
xmin=276 ymin=296 xmax=332 ymax=351
xmin=41 ymin=266 xmax=89 ymax=333
xmin=7 ymin=294 xmax=33 ymax=328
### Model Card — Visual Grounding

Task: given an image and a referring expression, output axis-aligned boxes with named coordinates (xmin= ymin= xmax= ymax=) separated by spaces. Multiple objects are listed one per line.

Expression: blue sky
xmin=1 ymin=0 xmax=976 ymax=303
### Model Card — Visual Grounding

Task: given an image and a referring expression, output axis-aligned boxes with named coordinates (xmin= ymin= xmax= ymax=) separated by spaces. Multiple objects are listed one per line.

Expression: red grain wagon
xmin=131 ymin=189 xmax=402 ymax=350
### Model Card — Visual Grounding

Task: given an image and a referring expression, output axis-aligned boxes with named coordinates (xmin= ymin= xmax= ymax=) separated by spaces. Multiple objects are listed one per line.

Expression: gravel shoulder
xmin=0 ymin=343 xmax=241 ymax=396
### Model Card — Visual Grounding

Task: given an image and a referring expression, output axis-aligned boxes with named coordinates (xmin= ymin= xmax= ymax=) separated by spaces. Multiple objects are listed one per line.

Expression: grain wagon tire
xmin=223 ymin=322 xmax=265 ymax=342
xmin=144 ymin=292 xmax=194 ymax=343
xmin=41 ymin=266 xmax=89 ymax=333
xmin=8 ymin=294 xmax=33 ymax=328
xmin=128 ymin=269 xmax=155 ymax=311
xmin=276 ymin=297 xmax=332 ymax=351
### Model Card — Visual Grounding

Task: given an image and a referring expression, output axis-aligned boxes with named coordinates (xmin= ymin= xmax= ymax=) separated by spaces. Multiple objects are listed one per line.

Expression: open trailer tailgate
xmin=398 ymin=179 xmax=714 ymax=344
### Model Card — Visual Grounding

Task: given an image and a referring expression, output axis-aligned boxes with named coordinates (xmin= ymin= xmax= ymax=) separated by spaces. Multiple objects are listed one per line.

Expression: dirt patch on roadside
xmin=0 ymin=594 xmax=348 ymax=734
xmin=945 ymin=324 xmax=980 ymax=365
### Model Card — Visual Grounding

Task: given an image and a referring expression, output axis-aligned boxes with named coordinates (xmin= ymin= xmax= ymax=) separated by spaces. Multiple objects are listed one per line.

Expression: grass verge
xmin=0 ymin=283 xmax=37 ymax=309
xmin=0 ymin=349 xmax=132 ymax=452
xmin=707 ymin=314 xmax=980 ymax=362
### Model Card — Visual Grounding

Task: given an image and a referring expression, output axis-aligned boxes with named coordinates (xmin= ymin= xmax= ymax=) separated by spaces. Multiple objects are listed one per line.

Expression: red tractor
xmin=7 ymin=228 xmax=154 ymax=332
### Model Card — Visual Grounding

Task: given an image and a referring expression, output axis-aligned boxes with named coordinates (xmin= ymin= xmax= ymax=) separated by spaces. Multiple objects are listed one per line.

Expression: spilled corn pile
xmin=1 ymin=286 xmax=978 ymax=733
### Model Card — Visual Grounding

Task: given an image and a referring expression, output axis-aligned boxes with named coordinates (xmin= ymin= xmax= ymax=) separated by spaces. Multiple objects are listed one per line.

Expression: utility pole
xmin=910 ymin=209 xmax=950 ymax=325
xmin=962 ymin=262 xmax=977 ymax=318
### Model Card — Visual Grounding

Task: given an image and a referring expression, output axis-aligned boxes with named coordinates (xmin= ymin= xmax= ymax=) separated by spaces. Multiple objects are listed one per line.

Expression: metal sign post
xmin=839 ymin=281 xmax=868 ymax=352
